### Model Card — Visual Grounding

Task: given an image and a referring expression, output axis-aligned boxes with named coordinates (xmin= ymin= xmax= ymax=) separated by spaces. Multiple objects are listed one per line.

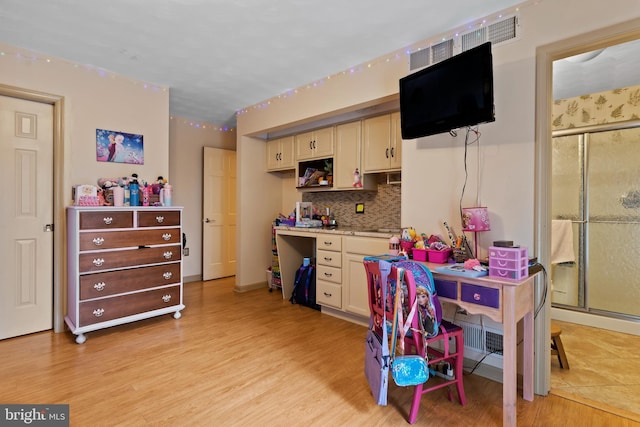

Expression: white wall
xmin=236 ymin=0 xmax=640 ymax=291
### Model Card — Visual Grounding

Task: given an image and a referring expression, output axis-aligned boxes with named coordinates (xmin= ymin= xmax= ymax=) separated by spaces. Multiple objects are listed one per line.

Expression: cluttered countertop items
xmin=72 ymin=174 xmax=174 ymax=207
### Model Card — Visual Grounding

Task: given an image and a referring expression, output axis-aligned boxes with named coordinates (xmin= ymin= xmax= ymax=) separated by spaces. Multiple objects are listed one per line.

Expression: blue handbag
xmin=390 ymin=267 xmax=429 ymax=387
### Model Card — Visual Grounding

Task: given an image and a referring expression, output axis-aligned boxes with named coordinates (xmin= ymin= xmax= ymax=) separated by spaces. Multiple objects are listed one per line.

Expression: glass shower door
xmin=587 ymin=127 xmax=640 ymax=318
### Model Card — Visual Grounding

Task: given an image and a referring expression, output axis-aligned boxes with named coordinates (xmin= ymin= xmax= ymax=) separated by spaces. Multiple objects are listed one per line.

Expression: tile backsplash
xmin=303 ymin=175 xmax=400 ymax=230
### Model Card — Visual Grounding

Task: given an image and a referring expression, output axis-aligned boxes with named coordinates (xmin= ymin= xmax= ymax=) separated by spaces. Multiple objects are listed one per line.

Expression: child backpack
xmin=290 ymin=263 xmax=320 ymax=311
xmin=393 ymin=261 xmax=442 ymax=338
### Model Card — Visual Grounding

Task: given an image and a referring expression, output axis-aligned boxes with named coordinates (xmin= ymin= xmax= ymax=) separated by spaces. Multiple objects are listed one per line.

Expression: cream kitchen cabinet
xmin=295 ymin=126 xmax=334 ymax=160
xmin=334 ymin=121 xmax=375 ymax=191
xmin=362 ymin=112 xmax=402 ymax=173
xmin=65 ymin=206 xmax=184 ymax=344
xmin=315 ymin=234 xmax=342 ymax=309
xmin=266 ymin=135 xmax=294 ymax=171
xmin=342 ymin=236 xmax=390 ymax=317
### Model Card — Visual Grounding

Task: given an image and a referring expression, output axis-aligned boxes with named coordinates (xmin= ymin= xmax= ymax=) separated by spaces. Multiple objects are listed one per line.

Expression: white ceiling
xmin=1 ymin=0 xmax=638 ymax=129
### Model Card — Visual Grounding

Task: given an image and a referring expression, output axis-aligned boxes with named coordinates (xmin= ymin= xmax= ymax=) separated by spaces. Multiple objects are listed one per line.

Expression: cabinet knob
xmin=92 ymin=237 xmax=105 ymax=246
xmin=390 ymin=147 xmax=395 ymax=158
xmin=162 ymin=294 xmax=172 ymax=303
xmin=473 ymin=293 xmax=481 ymax=301
xmin=324 ymin=257 xmax=332 ymax=262
xmin=92 ymin=308 xmax=105 ymax=317
xmin=162 ymin=233 xmax=172 ymax=241
xmin=323 ymin=241 xmax=332 ymax=246
xmin=385 ymin=148 xmax=389 ymax=159
xmin=163 ymin=251 xmax=173 ymax=259
xmin=92 ymin=258 xmax=105 ymax=267
xmin=102 ymin=217 xmax=113 ymax=225
xmin=156 ymin=216 xmax=165 ymax=223
xmin=323 ymin=292 xmax=332 ymax=297
xmin=163 ymin=271 xmax=173 ymax=280
xmin=324 ymin=272 xmax=333 ymax=277
xmin=93 ymin=282 xmax=106 ymax=291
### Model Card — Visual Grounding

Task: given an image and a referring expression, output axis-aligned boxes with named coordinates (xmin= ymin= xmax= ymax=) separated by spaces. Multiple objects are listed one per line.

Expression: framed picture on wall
xmin=96 ymin=128 xmax=144 ymax=164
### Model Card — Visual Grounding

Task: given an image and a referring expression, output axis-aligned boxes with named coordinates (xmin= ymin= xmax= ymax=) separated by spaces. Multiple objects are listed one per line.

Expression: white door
xmin=0 ymin=95 xmax=54 ymax=339
xmin=202 ymin=147 xmax=236 ymax=280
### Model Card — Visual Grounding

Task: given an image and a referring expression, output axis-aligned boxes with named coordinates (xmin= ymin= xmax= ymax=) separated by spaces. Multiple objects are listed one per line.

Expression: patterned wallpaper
xmin=302 ymin=174 xmax=401 ymax=230
xmin=553 ymin=84 xmax=640 ymax=130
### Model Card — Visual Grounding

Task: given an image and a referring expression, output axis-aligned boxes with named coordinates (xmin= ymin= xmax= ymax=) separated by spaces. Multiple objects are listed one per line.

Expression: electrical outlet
xmin=184 ymin=247 xmax=189 ymax=256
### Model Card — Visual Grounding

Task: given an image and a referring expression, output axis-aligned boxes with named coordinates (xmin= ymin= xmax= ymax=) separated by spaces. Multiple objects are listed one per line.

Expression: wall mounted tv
xmin=399 ymin=41 xmax=495 ymax=139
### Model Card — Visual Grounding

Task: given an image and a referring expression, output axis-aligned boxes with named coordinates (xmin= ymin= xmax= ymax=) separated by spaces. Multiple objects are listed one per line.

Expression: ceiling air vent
xmin=408 ymin=14 xmax=519 ymax=71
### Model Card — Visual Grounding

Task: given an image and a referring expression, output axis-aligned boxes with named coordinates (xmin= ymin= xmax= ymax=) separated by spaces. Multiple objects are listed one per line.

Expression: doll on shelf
xmin=353 ymin=168 xmax=363 ymax=188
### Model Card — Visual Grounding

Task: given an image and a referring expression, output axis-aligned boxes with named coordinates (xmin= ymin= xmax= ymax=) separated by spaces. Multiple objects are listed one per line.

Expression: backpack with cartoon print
xmin=393 ymin=261 xmax=442 ymax=338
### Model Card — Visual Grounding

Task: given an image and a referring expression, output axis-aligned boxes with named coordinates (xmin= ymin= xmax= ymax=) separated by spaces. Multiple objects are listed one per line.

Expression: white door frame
xmin=0 ymin=83 xmax=65 ymax=333
xmin=535 ymin=18 xmax=640 ymax=395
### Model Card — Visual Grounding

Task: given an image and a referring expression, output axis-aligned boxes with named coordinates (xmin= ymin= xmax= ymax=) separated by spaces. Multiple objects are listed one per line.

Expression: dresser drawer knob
xmin=162 ymin=233 xmax=172 ymax=241
xmin=92 ymin=237 xmax=105 ymax=246
xmin=156 ymin=216 xmax=165 ymax=223
xmin=163 ymin=271 xmax=173 ymax=280
xmin=162 ymin=294 xmax=172 ymax=303
xmin=92 ymin=308 xmax=105 ymax=317
xmin=92 ymin=258 xmax=105 ymax=267
xmin=473 ymin=293 xmax=481 ymax=301
xmin=102 ymin=217 xmax=113 ymax=225
xmin=93 ymin=282 xmax=106 ymax=291
xmin=163 ymin=251 xmax=173 ymax=259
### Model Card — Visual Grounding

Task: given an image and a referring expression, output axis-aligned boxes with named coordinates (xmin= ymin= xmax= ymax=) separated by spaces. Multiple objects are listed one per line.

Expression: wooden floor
xmin=550 ymin=320 xmax=640 ymax=422
xmin=1 ymin=278 xmax=639 ymax=427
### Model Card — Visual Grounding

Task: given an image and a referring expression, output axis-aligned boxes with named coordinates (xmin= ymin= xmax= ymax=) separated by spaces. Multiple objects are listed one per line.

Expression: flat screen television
xmin=399 ymin=42 xmax=495 ymax=139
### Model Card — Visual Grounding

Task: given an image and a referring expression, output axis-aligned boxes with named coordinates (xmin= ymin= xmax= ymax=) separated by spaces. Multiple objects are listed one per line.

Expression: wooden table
xmin=425 ymin=262 xmax=536 ymax=427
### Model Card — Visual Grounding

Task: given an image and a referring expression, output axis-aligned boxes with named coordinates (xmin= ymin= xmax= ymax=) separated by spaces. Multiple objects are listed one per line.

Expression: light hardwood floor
xmin=1 ymin=278 xmax=639 ymax=427
xmin=550 ymin=319 xmax=640 ymax=422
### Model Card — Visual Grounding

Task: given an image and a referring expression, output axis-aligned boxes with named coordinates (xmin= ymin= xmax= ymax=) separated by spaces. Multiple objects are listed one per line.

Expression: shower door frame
xmin=552 ymin=119 xmax=640 ymax=321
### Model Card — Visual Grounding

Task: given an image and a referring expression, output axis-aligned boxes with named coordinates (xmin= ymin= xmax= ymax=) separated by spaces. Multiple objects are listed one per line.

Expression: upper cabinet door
xmin=334 ymin=121 xmax=361 ymax=189
xmin=266 ymin=136 xmax=294 ymax=171
xmin=295 ymin=127 xmax=334 ymax=160
xmin=390 ymin=111 xmax=402 ymax=170
xmin=362 ymin=113 xmax=401 ymax=173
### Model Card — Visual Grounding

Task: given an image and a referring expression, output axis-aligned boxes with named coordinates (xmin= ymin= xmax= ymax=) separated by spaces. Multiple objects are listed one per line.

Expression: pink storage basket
xmin=412 ymin=248 xmax=427 ymax=261
xmin=427 ymin=248 xmax=452 ymax=264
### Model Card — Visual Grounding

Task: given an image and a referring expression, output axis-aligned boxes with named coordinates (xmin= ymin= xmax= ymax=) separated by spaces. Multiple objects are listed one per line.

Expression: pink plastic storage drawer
xmin=489 ymin=257 xmax=527 ymax=270
xmin=489 ymin=266 xmax=528 ymax=280
xmin=489 ymin=246 xmax=528 ymax=280
xmin=488 ymin=246 xmax=527 ymax=261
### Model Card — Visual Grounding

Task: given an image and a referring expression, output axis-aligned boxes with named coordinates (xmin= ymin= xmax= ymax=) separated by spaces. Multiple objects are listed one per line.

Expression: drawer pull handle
xmin=92 ymin=237 xmax=105 ymax=246
xmin=163 ymin=251 xmax=173 ymax=259
xmin=163 ymin=272 xmax=173 ymax=280
xmin=92 ymin=258 xmax=105 ymax=267
xmin=162 ymin=233 xmax=172 ymax=241
xmin=156 ymin=216 xmax=165 ymax=223
xmin=93 ymin=308 xmax=105 ymax=317
xmin=324 ymin=257 xmax=332 ymax=262
xmin=473 ymin=293 xmax=481 ymax=301
xmin=162 ymin=294 xmax=172 ymax=303
xmin=324 ymin=241 xmax=332 ymax=245
xmin=93 ymin=282 xmax=106 ymax=291
xmin=324 ymin=272 xmax=332 ymax=277
xmin=103 ymin=217 xmax=113 ymax=225
xmin=324 ymin=292 xmax=332 ymax=297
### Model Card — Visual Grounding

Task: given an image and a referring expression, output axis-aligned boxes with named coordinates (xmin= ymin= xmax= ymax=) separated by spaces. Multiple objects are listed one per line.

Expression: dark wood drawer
xmin=79 ymin=263 xmax=181 ymax=300
xmin=461 ymin=282 xmax=500 ymax=309
xmin=79 ymin=285 xmax=181 ymax=326
xmin=138 ymin=210 xmax=180 ymax=227
xmin=434 ymin=278 xmax=458 ymax=300
xmin=78 ymin=245 xmax=182 ymax=273
xmin=79 ymin=228 xmax=181 ymax=250
xmin=79 ymin=211 xmax=133 ymax=229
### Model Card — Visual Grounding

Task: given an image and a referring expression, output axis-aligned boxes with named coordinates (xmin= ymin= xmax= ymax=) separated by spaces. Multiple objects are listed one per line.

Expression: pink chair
xmin=389 ymin=263 xmax=466 ymax=424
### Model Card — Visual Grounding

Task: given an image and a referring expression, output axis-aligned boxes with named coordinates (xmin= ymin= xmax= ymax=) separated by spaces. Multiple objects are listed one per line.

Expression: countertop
xmin=274 ymin=225 xmax=399 ymax=238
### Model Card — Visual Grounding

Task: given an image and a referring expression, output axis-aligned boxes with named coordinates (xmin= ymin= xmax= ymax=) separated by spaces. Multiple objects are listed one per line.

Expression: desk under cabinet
xmin=65 ymin=206 xmax=184 ymax=344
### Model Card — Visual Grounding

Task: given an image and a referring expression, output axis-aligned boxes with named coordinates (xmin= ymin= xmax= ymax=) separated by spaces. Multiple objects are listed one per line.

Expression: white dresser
xmin=65 ymin=206 xmax=184 ymax=343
